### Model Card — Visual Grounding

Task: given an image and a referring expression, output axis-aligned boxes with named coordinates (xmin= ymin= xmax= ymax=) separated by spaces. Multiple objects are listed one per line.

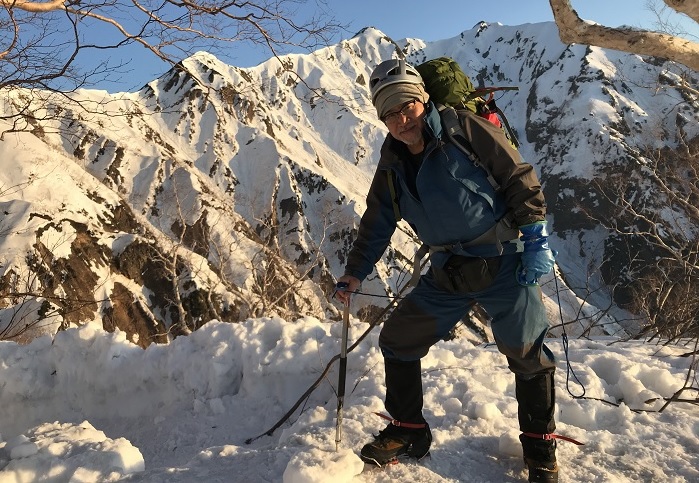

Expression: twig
xmin=659 ymin=338 xmax=699 ymax=413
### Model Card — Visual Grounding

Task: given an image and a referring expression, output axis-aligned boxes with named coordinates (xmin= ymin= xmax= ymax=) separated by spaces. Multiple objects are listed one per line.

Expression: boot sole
xmin=360 ymin=454 xmax=398 ymax=467
xmin=360 ymin=451 xmax=431 ymax=468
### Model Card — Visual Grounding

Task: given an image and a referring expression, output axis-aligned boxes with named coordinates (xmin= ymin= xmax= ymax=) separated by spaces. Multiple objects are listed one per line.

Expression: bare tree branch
xmin=1 ymin=0 xmax=67 ymax=13
xmin=580 ymin=135 xmax=699 ymax=344
xmin=549 ymin=0 xmax=699 ymax=71
xmin=664 ymin=0 xmax=699 ymax=24
xmin=1 ymin=0 xmax=344 ymax=92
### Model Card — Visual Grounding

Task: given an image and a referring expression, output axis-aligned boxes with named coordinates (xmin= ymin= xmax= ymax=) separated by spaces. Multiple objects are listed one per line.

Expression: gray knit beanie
xmin=373 ymin=83 xmax=430 ymax=119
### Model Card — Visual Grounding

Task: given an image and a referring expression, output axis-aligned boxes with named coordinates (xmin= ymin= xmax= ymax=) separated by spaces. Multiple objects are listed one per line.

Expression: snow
xmin=2 ymin=421 xmax=144 ymax=480
xmin=1 ymin=318 xmax=698 ymax=482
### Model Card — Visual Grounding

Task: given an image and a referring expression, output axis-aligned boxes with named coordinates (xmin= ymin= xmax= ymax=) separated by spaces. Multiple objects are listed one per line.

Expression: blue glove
xmin=516 ymin=222 xmax=557 ymax=286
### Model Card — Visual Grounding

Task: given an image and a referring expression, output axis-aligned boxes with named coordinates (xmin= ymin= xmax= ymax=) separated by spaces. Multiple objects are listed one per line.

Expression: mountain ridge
xmin=0 ymin=22 xmax=697 ymax=344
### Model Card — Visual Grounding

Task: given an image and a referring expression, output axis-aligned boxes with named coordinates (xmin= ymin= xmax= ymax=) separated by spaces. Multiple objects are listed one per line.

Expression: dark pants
xmin=378 ymin=253 xmax=556 ymax=432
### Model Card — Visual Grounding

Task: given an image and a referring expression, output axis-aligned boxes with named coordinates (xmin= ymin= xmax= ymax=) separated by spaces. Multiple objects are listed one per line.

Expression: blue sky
xmin=333 ymin=0 xmax=698 ymax=44
xmin=94 ymin=0 xmax=699 ymax=92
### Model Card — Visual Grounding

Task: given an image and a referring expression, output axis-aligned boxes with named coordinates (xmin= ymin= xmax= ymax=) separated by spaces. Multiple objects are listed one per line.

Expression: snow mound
xmin=0 ymin=421 xmax=144 ymax=482
xmin=283 ymin=447 xmax=363 ymax=483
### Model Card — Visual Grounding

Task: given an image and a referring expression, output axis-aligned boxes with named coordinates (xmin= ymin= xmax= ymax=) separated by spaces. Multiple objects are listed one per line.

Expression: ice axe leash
xmin=335 ymin=281 xmax=350 ymax=451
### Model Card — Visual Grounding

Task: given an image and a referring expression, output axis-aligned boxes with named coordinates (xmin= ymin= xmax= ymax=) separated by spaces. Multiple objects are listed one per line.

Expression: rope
xmin=553 ymin=274 xmax=586 ymax=399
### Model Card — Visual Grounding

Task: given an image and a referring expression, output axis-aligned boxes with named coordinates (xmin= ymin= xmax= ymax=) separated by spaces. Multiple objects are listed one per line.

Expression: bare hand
xmin=334 ymin=275 xmax=360 ymax=305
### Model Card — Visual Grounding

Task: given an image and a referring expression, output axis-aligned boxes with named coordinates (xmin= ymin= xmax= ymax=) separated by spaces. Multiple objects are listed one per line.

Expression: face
xmin=382 ymin=99 xmax=427 ymax=154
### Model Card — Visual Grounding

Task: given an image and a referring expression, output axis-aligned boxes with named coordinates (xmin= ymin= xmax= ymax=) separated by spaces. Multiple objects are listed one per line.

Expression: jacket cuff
xmin=343 ymin=269 xmax=366 ymax=283
xmin=519 ymin=221 xmax=549 ymax=239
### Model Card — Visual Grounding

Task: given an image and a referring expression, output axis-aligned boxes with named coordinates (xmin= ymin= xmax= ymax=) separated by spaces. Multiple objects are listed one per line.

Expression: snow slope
xmin=1 ymin=320 xmax=698 ymax=482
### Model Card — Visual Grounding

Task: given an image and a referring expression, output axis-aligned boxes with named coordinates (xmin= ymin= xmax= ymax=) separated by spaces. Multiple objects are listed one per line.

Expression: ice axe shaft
xmin=335 ymin=283 xmax=350 ymax=451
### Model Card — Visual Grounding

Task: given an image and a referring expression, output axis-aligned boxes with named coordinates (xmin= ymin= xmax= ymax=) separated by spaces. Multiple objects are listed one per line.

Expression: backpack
xmin=415 ymin=57 xmax=520 ymax=147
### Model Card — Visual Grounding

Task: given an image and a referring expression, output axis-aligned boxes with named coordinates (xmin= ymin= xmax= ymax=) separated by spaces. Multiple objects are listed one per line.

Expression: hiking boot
xmin=520 ymin=433 xmax=558 ymax=483
xmin=359 ymin=421 xmax=432 ymax=466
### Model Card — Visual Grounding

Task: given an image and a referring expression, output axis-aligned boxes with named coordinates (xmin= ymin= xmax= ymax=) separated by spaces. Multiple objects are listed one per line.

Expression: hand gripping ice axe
xmin=335 ymin=281 xmax=351 ymax=451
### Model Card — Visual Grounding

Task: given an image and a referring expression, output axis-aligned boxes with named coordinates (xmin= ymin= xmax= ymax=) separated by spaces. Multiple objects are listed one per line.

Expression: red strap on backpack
xmin=480 ymin=111 xmax=502 ymax=128
xmin=477 ymin=93 xmax=503 ymax=128
xmin=522 ymin=432 xmax=584 ymax=445
xmin=373 ymin=412 xmax=427 ymax=429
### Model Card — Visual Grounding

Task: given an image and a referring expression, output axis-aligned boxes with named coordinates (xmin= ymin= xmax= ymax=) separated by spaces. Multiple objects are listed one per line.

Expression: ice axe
xmin=334 ymin=281 xmax=351 ymax=451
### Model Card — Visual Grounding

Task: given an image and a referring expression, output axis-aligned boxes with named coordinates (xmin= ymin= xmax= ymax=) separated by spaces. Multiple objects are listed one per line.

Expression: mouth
xmin=399 ymin=124 xmax=417 ymax=135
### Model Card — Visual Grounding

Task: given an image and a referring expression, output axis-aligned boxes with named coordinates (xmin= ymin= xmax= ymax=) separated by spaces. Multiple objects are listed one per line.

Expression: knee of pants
xmin=503 ymin=343 xmax=556 ymax=376
xmin=378 ymin=333 xmax=431 ymax=361
xmin=377 ymin=305 xmax=445 ymax=361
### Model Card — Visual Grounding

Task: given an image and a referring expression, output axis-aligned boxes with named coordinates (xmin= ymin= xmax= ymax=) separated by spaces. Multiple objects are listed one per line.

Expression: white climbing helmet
xmin=368 ymin=59 xmax=424 ymax=104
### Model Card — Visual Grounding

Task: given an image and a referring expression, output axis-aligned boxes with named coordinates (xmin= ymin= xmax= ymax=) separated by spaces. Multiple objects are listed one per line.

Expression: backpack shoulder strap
xmin=438 ymin=104 xmax=501 ymax=192
xmin=386 ymin=170 xmax=402 ymax=222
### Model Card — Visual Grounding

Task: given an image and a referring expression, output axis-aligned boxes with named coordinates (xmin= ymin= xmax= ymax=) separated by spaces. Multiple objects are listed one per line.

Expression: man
xmin=335 ymin=58 xmax=561 ymax=483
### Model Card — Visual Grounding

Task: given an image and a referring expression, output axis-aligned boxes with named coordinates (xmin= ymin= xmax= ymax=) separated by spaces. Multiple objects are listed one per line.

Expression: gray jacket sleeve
xmin=343 ymin=165 xmax=398 ymax=282
xmin=461 ymin=111 xmax=547 ymax=226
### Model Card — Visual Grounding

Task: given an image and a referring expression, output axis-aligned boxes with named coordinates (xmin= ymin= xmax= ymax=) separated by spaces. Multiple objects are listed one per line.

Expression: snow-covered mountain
xmin=1 ymin=22 xmax=697 ymax=344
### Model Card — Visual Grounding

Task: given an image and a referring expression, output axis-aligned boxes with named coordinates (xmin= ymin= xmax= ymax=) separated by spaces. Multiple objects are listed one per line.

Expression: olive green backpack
xmin=415 ymin=57 xmax=519 ymax=147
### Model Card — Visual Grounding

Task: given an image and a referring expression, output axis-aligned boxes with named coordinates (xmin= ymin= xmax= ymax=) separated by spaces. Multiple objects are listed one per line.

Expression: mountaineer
xmin=335 ymin=58 xmax=560 ymax=482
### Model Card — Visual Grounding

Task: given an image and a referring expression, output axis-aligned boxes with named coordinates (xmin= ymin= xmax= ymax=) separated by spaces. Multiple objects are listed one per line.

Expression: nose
xmin=395 ymin=112 xmax=411 ymax=124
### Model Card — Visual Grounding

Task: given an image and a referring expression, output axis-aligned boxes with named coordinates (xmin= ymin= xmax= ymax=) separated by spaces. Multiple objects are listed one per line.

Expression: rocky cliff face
xmin=0 ymin=23 xmax=697 ymax=345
